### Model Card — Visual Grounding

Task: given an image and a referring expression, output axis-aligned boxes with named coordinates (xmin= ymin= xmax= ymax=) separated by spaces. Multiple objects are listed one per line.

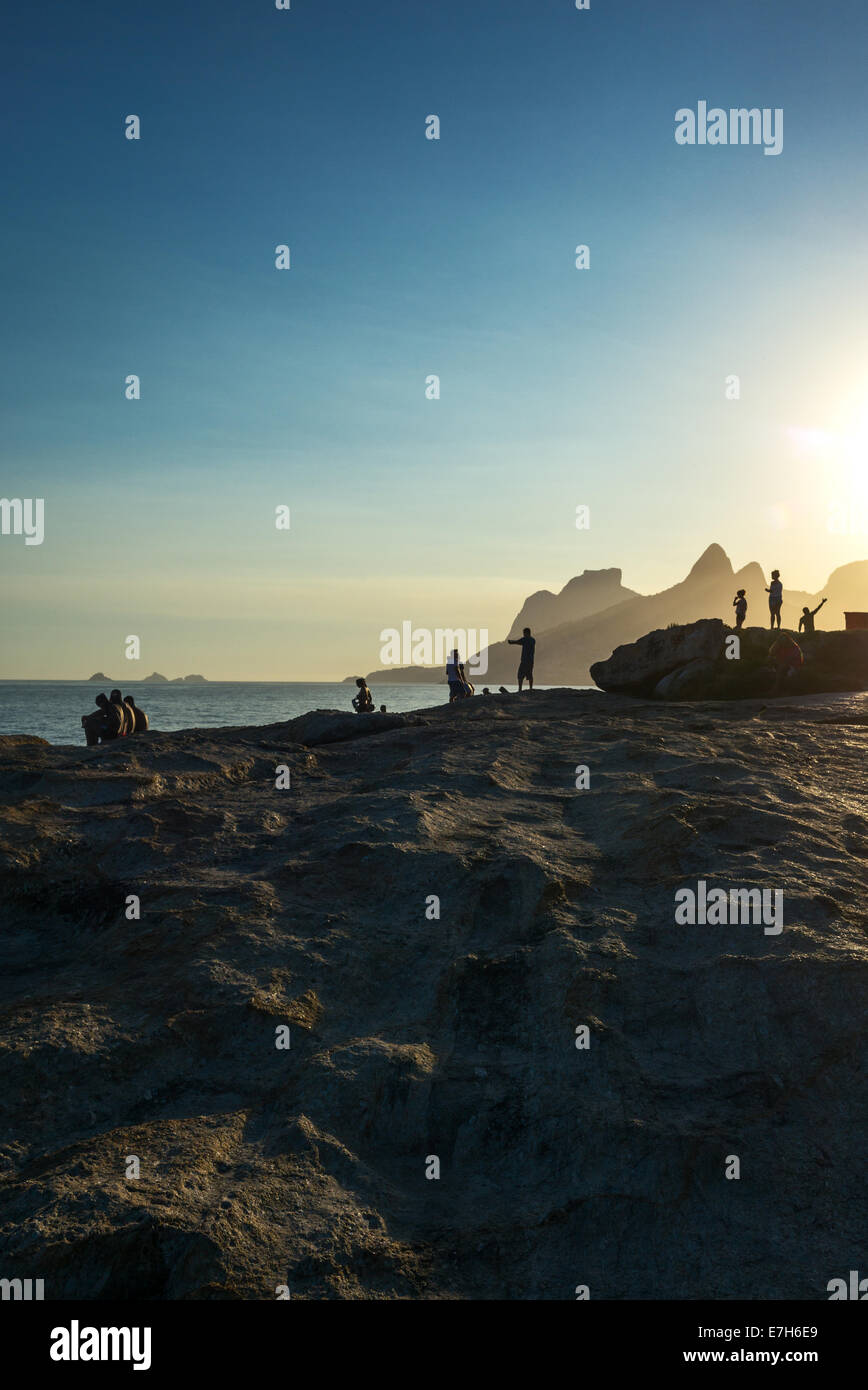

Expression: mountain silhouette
xmin=509 ymin=568 xmax=637 ymax=636
xmin=359 ymin=545 xmax=868 ymax=686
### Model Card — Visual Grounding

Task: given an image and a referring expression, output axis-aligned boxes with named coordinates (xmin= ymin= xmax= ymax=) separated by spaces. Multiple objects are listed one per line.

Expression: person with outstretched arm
xmin=798 ymin=598 xmax=827 ymax=635
xmin=507 ymin=627 xmax=536 ymax=691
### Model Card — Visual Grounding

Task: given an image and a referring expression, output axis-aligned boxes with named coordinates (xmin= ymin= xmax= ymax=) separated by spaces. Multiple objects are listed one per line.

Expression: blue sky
xmin=2 ymin=0 xmax=867 ymax=678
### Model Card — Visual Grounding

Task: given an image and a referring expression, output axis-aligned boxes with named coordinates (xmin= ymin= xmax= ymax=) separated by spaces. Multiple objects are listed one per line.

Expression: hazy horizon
xmin=2 ymin=539 xmax=865 ymax=681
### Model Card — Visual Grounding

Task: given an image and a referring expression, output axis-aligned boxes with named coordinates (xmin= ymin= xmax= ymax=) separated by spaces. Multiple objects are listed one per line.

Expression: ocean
xmin=0 ymin=681 xmax=452 ymax=746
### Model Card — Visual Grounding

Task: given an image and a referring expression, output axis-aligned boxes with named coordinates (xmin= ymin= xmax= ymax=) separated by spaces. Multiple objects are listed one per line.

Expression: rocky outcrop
xmin=592 ymin=623 xmax=868 ymax=700
xmin=591 ymin=619 xmax=728 ymax=695
xmin=0 ymin=690 xmax=865 ymax=1299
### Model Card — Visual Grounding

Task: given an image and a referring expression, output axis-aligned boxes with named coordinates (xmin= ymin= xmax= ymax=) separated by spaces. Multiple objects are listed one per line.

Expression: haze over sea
xmin=0 ymin=681 xmax=587 ymax=747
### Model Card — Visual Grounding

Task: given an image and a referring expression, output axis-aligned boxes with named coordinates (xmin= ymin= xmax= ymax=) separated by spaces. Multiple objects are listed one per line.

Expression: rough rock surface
xmin=652 ymin=658 xmax=717 ymax=700
xmin=591 ymin=619 xmax=728 ymax=695
xmin=0 ymin=690 xmax=866 ymax=1299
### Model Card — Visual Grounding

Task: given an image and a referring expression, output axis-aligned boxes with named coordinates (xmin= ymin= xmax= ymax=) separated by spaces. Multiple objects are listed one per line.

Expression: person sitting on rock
xmin=446 ymin=649 xmax=463 ymax=701
xmin=446 ymin=649 xmax=473 ymax=701
xmin=732 ymin=589 xmax=747 ymax=629
xmin=352 ymin=678 xmax=374 ymax=712
xmin=110 ymin=689 xmax=133 ymax=735
xmin=768 ymin=632 xmax=804 ymax=693
xmin=765 ymin=570 xmax=783 ymax=629
xmin=123 ymin=695 xmax=149 ymax=732
xmin=81 ymin=692 xmax=125 ymax=743
xmin=81 ymin=693 xmax=111 ymax=745
xmin=798 ymin=598 xmax=827 ymax=635
xmin=379 ymin=704 xmax=387 ymax=713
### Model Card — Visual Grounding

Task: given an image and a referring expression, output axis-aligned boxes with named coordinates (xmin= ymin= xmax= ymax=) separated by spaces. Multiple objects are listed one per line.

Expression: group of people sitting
xmin=731 ymin=571 xmax=828 ymax=633
xmin=81 ymin=690 xmax=148 ymax=744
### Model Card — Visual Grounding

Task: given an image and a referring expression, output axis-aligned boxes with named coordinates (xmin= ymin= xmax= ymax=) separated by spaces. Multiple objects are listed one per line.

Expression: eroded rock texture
xmin=0 ymin=690 xmax=865 ymax=1298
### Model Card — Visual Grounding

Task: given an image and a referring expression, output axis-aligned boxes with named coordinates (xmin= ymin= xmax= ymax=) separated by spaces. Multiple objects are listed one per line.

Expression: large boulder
xmin=593 ymin=623 xmax=868 ymax=700
xmin=590 ymin=619 xmax=727 ymax=696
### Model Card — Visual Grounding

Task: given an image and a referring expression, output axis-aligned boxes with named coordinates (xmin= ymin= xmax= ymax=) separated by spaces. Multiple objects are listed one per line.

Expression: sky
xmin=2 ymin=0 xmax=867 ymax=679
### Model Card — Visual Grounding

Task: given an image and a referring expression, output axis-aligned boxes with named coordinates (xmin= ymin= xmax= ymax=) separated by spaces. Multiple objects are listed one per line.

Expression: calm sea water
xmin=0 ymin=681 xmax=452 ymax=746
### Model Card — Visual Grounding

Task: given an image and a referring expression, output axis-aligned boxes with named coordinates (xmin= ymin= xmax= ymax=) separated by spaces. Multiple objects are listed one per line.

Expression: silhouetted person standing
xmin=508 ymin=627 xmax=536 ymax=690
xmin=766 ymin=570 xmax=783 ymax=630
xmin=798 ymin=598 xmax=827 ymax=635
xmin=732 ymin=589 xmax=747 ymax=629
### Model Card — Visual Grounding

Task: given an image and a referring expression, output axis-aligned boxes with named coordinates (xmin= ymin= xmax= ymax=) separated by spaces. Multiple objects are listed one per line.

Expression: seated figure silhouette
xmin=352 ymin=678 xmax=374 ymax=712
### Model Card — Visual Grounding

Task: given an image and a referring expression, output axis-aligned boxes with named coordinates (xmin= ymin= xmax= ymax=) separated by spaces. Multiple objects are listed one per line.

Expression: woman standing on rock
xmin=766 ymin=570 xmax=783 ymax=629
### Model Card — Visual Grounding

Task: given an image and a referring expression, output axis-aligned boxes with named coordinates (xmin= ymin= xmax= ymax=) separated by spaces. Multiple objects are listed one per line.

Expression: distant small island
xmin=86 ymin=672 xmax=209 ymax=684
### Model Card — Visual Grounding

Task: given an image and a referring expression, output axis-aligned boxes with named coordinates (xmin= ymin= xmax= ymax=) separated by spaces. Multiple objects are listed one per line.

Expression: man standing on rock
xmin=766 ymin=570 xmax=783 ymax=630
xmin=508 ymin=626 xmax=536 ymax=691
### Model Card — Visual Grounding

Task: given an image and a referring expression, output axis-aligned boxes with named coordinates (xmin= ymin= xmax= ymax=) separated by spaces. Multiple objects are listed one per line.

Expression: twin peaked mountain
xmin=365 ymin=544 xmax=868 ymax=686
